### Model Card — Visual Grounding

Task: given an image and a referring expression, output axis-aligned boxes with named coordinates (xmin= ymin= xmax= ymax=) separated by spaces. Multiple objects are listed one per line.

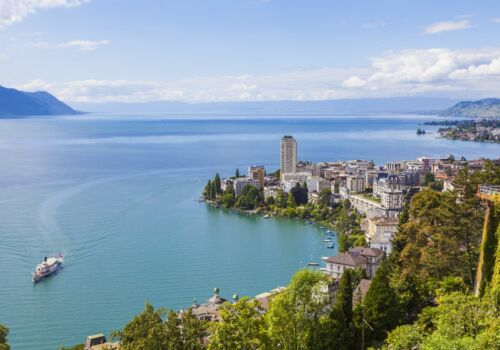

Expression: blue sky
xmin=1 ymin=0 xmax=500 ymax=103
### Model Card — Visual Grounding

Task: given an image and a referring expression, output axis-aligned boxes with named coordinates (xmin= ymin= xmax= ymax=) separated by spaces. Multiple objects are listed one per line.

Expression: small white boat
xmin=323 ymin=239 xmax=332 ymax=242
xmin=307 ymin=262 xmax=319 ymax=266
xmin=327 ymin=244 xmax=335 ymax=249
xmin=264 ymin=214 xmax=270 ymax=218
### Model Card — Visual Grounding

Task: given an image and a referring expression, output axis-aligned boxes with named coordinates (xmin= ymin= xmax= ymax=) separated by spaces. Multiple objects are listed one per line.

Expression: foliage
xmin=266 ymin=270 xmax=329 ymax=350
xmin=59 ymin=345 xmax=84 ymax=350
xmin=361 ymin=258 xmax=400 ymax=343
xmin=0 ymin=325 xmax=9 ymax=350
xmin=112 ymin=303 xmax=206 ymax=350
xmin=290 ymin=182 xmax=308 ymax=205
xmin=208 ymin=298 xmax=269 ymax=350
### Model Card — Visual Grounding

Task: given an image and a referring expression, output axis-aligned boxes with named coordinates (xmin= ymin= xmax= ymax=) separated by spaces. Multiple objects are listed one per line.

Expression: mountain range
xmin=439 ymin=98 xmax=500 ymax=118
xmin=0 ymin=86 xmax=79 ymax=118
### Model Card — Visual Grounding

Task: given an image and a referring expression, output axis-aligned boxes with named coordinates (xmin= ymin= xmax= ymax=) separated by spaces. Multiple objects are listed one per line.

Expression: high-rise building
xmin=248 ymin=165 xmax=265 ymax=188
xmin=280 ymin=135 xmax=297 ymax=178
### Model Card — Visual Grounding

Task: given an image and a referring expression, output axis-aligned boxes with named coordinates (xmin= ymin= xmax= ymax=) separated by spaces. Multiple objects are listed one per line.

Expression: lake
xmin=0 ymin=114 xmax=498 ymax=349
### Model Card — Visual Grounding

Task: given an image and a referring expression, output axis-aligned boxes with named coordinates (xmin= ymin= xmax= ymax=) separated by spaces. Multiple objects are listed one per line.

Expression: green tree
xmin=382 ymin=324 xmax=422 ymax=350
xmin=0 ymin=325 xmax=9 ymax=350
xmin=177 ymin=310 xmax=206 ymax=350
xmin=210 ymin=181 xmax=217 ymax=201
xmin=209 ymin=298 xmax=269 ymax=350
xmin=214 ymin=173 xmax=222 ymax=195
xmin=235 ymin=168 xmax=240 ymax=178
xmin=317 ymin=269 xmax=355 ymax=350
xmin=267 ymin=270 xmax=329 ymax=349
xmin=113 ymin=303 xmax=167 ymax=350
xmin=318 ymin=188 xmax=332 ymax=208
xmin=362 ymin=258 xmax=400 ymax=343
xmin=287 ymin=191 xmax=297 ymax=208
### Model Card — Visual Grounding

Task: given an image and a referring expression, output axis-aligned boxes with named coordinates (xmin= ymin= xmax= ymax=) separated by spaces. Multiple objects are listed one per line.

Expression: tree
xmin=382 ymin=324 xmax=422 ymax=350
xmin=113 ymin=304 xmax=206 ymax=350
xmin=210 ymin=181 xmax=217 ymax=201
xmin=209 ymin=298 xmax=269 ymax=350
xmin=321 ymin=269 xmax=355 ymax=349
xmin=287 ymin=191 xmax=297 ymax=208
xmin=291 ymin=183 xmax=308 ymax=205
xmin=318 ymin=188 xmax=332 ymax=208
xmin=214 ymin=173 xmax=222 ymax=195
xmin=267 ymin=270 xmax=329 ymax=349
xmin=113 ymin=303 xmax=167 ymax=350
xmin=204 ymin=180 xmax=212 ymax=200
xmin=362 ymin=258 xmax=400 ymax=343
xmin=235 ymin=168 xmax=240 ymax=178
xmin=177 ymin=309 xmax=206 ymax=350
xmin=0 ymin=325 xmax=9 ymax=350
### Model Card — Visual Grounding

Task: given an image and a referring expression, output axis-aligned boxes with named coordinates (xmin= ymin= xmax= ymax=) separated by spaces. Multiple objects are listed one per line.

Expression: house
xmin=348 ymin=247 xmax=384 ymax=277
xmin=323 ymin=253 xmax=367 ymax=279
xmin=322 ymin=246 xmax=384 ymax=279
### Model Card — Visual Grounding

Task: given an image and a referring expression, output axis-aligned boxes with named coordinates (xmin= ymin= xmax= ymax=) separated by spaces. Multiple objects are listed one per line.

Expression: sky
xmin=1 ymin=0 xmax=500 ymax=103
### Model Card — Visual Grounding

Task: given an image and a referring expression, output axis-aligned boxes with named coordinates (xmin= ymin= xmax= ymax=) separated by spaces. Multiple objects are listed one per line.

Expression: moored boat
xmin=32 ymin=253 xmax=64 ymax=283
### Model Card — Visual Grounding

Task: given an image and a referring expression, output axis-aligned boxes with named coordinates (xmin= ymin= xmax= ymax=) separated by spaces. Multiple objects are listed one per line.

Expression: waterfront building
xmin=280 ymin=135 xmax=297 ymax=178
xmin=190 ymin=288 xmax=228 ymax=322
xmin=84 ymin=334 xmax=119 ymax=350
xmin=264 ymin=185 xmax=281 ymax=199
xmin=234 ymin=177 xmax=260 ymax=196
xmin=248 ymin=165 xmax=265 ymax=188
xmin=323 ymin=253 xmax=367 ymax=279
xmin=322 ymin=246 xmax=383 ymax=279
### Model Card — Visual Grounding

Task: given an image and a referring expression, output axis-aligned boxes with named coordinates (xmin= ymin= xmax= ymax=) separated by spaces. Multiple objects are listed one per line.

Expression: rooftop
xmin=323 ymin=252 xmax=366 ymax=266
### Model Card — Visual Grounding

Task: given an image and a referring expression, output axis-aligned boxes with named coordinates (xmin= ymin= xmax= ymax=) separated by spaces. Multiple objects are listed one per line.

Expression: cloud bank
xmin=17 ymin=48 xmax=500 ymax=103
xmin=0 ymin=0 xmax=89 ymax=28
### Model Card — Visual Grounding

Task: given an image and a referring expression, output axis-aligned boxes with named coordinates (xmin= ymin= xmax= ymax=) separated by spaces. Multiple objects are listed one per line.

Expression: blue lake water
xmin=0 ymin=114 xmax=498 ymax=349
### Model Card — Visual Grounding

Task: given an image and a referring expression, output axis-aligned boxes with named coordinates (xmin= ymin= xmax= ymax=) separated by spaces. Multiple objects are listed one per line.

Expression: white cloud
xmin=425 ymin=19 xmax=472 ymax=34
xmin=28 ymin=39 xmax=110 ymax=51
xmin=0 ymin=53 xmax=8 ymax=60
xmin=342 ymin=48 xmax=500 ymax=97
xmin=493 ymin=18 xmax=500 ymax=24
xmin=0 ymin=0 xmax=89 ymax=28
xmin=16 ymin=48 xmax=500 ymax=103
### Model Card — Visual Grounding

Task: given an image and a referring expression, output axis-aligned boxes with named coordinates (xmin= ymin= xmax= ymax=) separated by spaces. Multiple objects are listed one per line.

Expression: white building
xmin=364 ymin=216 xmax=399 ymax=255
xmin=379 ymin=175 xmax=404 ymax=210
xmin=280 ymin=135 xmax=297 ymax=178
xmin=307 ymin=176 xmax=330 ymax=193
xmin=346 ymin=175 xmax=366 ymax=193
xmin=234 ymin=178 xmax=260 ymax=196
xmin=281 ymin=172 xmax=310 ymax=192
xmin=322 ymin=247 xmax=383 ymax=279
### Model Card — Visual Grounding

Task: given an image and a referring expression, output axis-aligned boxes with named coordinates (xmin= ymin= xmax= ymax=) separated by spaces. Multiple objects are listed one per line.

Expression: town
xmin=205 ymin=135 xmax=498 ymax=280
xmin=425 ymin=119 xmax=500 ymax=143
